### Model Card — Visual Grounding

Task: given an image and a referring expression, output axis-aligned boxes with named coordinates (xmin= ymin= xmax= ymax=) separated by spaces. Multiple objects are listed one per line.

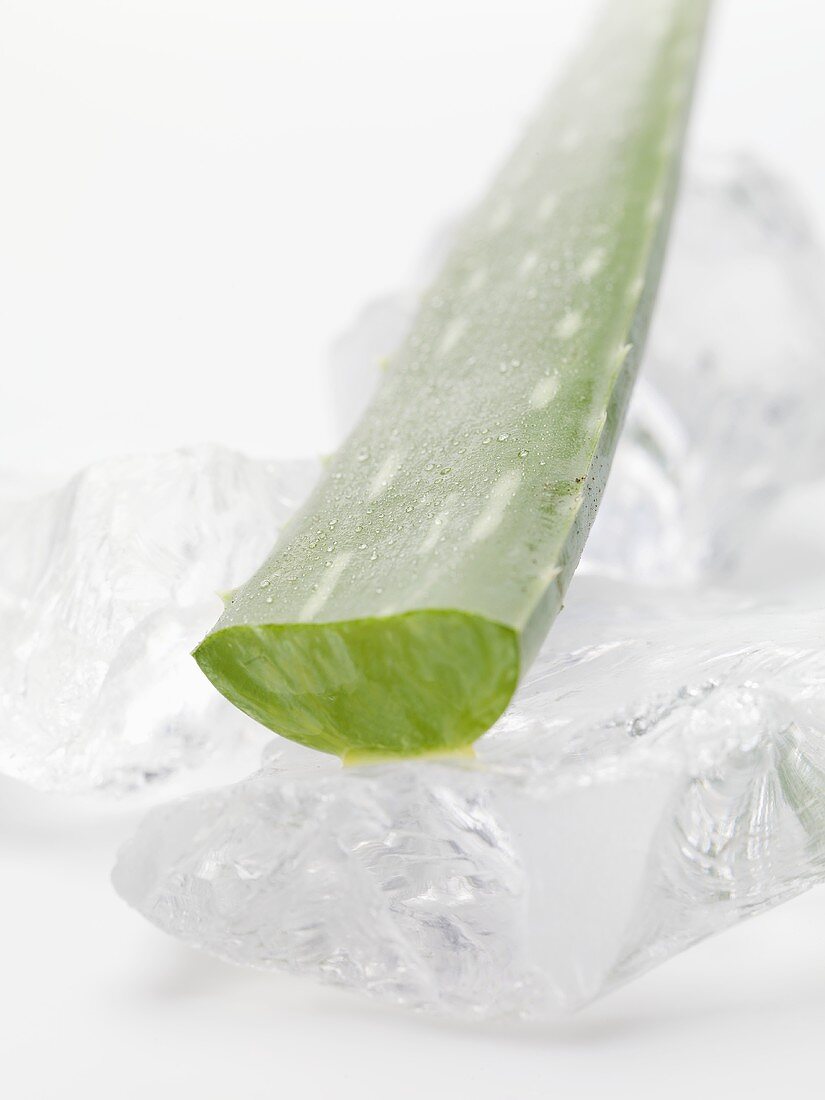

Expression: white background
xmin=2 ymin=2 xmax=825 ymax=1097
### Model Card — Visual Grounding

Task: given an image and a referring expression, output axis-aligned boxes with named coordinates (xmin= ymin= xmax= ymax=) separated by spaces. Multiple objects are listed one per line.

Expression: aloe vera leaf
xmin=195 ymin=0 xmax=711 ymax=760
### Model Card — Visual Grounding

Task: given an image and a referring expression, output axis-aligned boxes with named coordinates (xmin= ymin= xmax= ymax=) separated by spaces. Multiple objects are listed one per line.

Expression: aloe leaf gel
xmin=195 ymin=0 xmax=711 ymax=760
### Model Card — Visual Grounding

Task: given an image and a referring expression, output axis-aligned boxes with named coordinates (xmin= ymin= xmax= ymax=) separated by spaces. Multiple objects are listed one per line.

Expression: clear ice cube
xmin=110 ymin=155 xmax=825 ymax=1014
xmin=0 ymin=447 xmax=318 ymax=791
xmin=112 ymin=582 xmax=825 ymax=1013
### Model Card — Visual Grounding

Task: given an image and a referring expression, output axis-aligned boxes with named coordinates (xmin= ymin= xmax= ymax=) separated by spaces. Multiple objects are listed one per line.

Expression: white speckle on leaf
xmin=438 ymin=316 xmax=467 ymax=356
xmin=541 ymin=565 xmax=562 ymax=588
xmin=555 ymin=311 xmax=583 ymax=340
xmin=519 ymin=251 xmax=539 ymax=277
xmin=466 ymin=268 xmax=487 ymax=294
xmin=367 ymin=452 xmax=402 ymax=500
xmin=469 ymin=471 xmax=522 ymax=542
xmin=530 ymin=374 xmax=560 ymax=410
xmin=418 ymin=493 xmax=459 ymax=555
xmin=615 ymin=343 xmax=633 ymax=369
xmin=579 ymin=247 xmax=606 ymax=281
xmin=418 ymin=521 xmax=442 ymax=555
xmin=299 ymin=552 xmax=352 ymax=621
xmin=629 ymin=275 xmax=645 ymax=302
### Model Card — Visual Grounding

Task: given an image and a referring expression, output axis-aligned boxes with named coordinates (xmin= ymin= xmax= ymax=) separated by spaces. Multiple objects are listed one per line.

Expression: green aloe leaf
xmin=195 ymin=0 xmax=712 ymax=760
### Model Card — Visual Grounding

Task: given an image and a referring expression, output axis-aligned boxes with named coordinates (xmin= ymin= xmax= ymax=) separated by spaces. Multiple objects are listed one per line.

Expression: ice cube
xmin=0 ymin=446 xmax=318 ymax=792
xmin=112 ymin=580 xmax=825 ymax=1015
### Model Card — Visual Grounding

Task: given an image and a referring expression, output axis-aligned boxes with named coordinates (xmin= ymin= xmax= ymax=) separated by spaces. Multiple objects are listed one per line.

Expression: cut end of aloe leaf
xmin=193 ymin=612 xmax=519 ymax=758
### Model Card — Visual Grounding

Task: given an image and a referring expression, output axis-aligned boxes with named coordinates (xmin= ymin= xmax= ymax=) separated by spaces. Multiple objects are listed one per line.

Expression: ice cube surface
xmin=0 ymin=447 xmax=318 ymax=791
xmin=109 ymin=157 xmax=825 ymax=1014
xmin=113 ymin=583 xmax=825 ymax=1013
